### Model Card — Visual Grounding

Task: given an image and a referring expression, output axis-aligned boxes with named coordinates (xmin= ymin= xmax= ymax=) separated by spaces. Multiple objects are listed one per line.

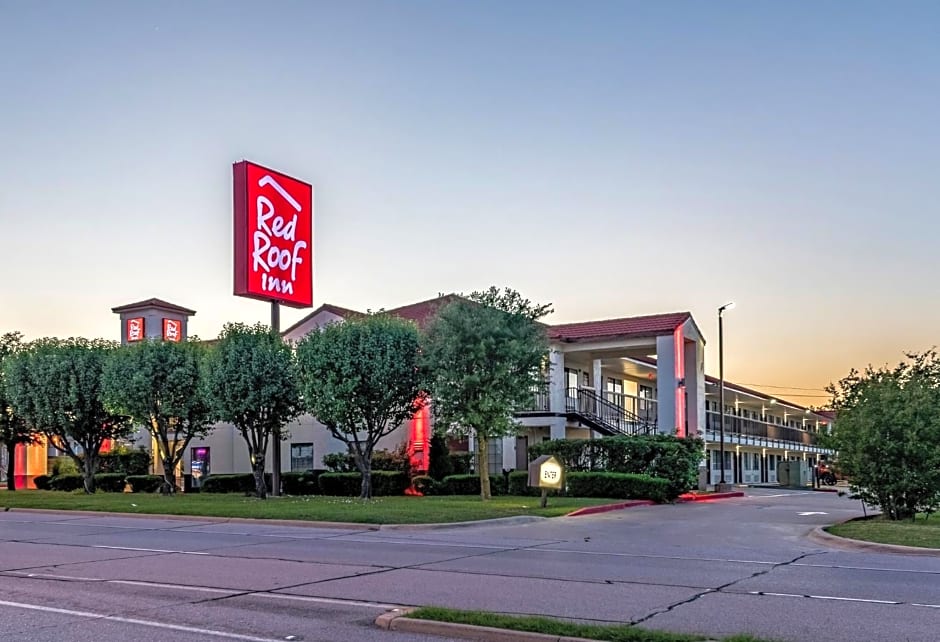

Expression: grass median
xmin=827 ymin=514 xmax=940 ymax=549
xmin=405 ymin=606 xmax=777 ymax=642
xmin=0 ymin=490 xmax=621 ymax=524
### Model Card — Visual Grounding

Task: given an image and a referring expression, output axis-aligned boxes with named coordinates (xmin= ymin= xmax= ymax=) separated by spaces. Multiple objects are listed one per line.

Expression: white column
xmin=684 ymin=337 xmax=705 ymax=437
xmin=548 ymin=348 xmax=566 ymax=414
xmin=593 ymin=359 xmax=603 ymax=399
xmin=655 ymin=334 xmax=676 ymax=434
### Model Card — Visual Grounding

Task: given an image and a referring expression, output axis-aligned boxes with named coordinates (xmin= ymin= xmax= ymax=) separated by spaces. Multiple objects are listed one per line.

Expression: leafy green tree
xmin=422 ymin=287 xmax=552 ymax=500
xmin=203 ymin=323 xmax=301 ymax=499
xmin=296 ymin=313 xmax=425 ymax=499
xmin=103 ymin=339 xmax=214 ymax=495
xmin=3 ymin=338 xmax=133 ymax=494
xmin=1 ymin=332 xmax=40 ymax=491
xmin=827 ymin=350 xmax=940 ymax=520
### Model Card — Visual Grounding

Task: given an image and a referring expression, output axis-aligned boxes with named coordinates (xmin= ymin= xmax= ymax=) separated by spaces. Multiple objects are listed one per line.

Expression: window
xmin=565 ymin=368 xmax=579 ymax=390
xmin=487 ymin=438 xmax=503 ymax=476
xmin=290 ymin=443 xmax=314 ymax=471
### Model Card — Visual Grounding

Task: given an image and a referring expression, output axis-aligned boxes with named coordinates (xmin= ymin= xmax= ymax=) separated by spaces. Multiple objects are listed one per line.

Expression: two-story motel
xmin=5 ymin=295 xmax=833 ymax=489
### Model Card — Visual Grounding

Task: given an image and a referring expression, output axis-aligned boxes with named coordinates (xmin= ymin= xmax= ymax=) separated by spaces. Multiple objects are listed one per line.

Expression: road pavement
xmin=1 ymin=489 xmax=938 ymax=642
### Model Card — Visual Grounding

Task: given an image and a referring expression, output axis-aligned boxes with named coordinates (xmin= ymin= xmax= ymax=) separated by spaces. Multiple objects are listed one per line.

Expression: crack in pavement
xmin=631 ymin=550 xmax=823 ymax=625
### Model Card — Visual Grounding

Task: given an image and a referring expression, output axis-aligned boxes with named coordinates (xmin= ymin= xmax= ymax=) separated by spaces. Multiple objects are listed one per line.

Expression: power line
xmin=737 ymin=382 xmax=828 ymax=392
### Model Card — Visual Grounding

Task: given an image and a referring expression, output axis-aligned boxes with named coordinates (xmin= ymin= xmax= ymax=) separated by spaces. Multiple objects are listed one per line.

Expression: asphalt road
xmin=0 ymin=489 xmax=937 ymax=642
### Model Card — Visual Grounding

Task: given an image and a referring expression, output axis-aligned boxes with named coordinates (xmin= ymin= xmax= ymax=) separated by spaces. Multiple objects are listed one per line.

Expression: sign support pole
xmin=271 ymin=301 xmax=282 ymax=497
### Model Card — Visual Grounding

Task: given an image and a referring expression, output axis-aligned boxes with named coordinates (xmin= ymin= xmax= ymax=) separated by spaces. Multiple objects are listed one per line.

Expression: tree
xmin=422 ymin=287 xmax=552 ymax=500
xmin=296 ymin=313 xmax=425 ymax=499
xmin=827 ymin=350 xmax=940 ymax=520
xmin=3 ymin=338 xmax=133 ymax=494
xmin=1 ymin=332 xmax=40 ymax=491
xmin=103 ymin=339 xmax=214 ymax=495
xmin=203 ymin=323 xmax=301 ymax=499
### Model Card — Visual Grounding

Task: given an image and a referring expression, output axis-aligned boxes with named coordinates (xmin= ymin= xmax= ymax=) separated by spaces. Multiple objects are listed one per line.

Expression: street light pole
xmin=271 ymin=301 xmax=281 ymax=497
xmin=718 ymin=302 xmax=735 ymax=487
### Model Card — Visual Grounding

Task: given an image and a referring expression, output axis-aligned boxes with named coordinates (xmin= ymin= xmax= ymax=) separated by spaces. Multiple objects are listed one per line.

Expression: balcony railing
xmin=525 ymin=382 xmax=551 ymax=412
xmin=601 ymin=391 xmax=658 ymax=425
xmin=705 ymin=410 xmax=817 ymax=446
xmin=522 ymin=385 xmax=659 ymax=420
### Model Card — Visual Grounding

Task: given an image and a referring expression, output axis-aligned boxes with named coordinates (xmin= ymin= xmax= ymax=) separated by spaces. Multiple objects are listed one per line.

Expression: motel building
xmin=5 ymin=295 xmax=833 ymax=490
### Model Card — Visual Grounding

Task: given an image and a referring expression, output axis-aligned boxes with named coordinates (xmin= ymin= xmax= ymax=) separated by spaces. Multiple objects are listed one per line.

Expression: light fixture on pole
xmin=718 ymin=302 xmax=735 ymax=487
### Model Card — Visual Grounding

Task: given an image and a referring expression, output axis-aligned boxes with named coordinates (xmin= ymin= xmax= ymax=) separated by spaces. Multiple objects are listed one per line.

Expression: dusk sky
xmin=2 ymin=1 xmax=938 ymax=406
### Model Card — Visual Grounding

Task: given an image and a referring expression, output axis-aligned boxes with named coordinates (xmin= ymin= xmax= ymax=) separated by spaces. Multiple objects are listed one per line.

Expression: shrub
xmin=438 ymin=474 xmax=505 ymax=496
xmin=126 ymin=475 xmax=163 ymax=493
xmin=318 ymin=471 xmax=408 ymax=496
xmin=528 ymin=435 xmax=702 ymax=497
xmin=411 ymin=475 xmax=440 ymax=495
xmin=427 ymin=434 xmax=453 ymax=480
xmin=49 ymin=475 xmax=85 ymax=492
xmin=282 ymin=471 xmax=324 ymax=496
xmin=49 ymin=456 xmax=79 ymax=477
xmin=322 ymin=452 xmax=356 ymax=473
xmin=322 ymin=447 xmax=412 ymax=476
xmin=33 ymin=475 xmax=53 ymax=490
xmin=84 ymin=450 xmax=151 ymax=475
xmin=566 ymin=472 xmax=673 ymax=502
xmin=448 ymin=452 xmax=473 ymax=475
xmin=93 ymin=473 xmax=128 ymax=493
xmin=202 ymin=474 xmax=262 ymax=494
xmin=508 ymin=470 xmax=539 ymax=496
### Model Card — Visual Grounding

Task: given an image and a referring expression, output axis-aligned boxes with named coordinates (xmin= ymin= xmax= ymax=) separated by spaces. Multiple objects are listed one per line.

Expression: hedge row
xmin=411 ymin=474 xmax=508 ymax=496
xmin=528 ymin=435 xmax=702 ymax=497
xmin=566 ymin=472 xmax=673 ymax=502
xmin=200 ymin=471 xmax=409 ymax=496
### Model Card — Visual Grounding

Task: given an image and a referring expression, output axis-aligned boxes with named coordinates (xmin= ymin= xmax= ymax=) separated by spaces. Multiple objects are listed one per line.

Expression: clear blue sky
xmin=2 ymin=1 xmax=938 ymax=402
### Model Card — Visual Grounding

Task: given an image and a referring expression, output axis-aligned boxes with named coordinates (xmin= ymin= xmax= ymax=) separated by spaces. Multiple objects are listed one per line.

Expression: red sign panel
xmin=233 ymin=161 xmax=314 ymax=308
xmin=127 ymin=317 xmax=145 ymax=342
xmin=163 ymin=319 xmax=182 ymax=342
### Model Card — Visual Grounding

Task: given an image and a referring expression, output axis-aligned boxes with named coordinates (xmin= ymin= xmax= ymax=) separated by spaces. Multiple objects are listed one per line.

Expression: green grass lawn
xmin=0 ymin=490 xmax=618 ymax=524
xmin=406 ymin=606 xmax=777 ymax=642
xmin=827 ymin=514 xmax=940 ymax=549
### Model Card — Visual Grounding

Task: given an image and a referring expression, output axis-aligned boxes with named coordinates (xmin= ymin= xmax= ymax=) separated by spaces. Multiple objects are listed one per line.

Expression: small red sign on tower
xmin=126 ymin=318 xmax=145 ymax=342
xmin=163 ymin=319 xmax=182 ymax=342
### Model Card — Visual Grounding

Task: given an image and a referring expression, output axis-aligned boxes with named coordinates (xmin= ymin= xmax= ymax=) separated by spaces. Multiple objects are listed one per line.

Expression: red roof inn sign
xmin=233 ymin=161 xmax=314 ymax=308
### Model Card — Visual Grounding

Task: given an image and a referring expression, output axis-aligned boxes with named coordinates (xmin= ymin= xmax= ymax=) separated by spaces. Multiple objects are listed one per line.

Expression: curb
xmin=2 ymin=507 xmax=380 ymax=531
xmin=565 ymin=491 xmax=744 ymax=517
xmin=565 ymin=500 xmax=655 ymax=517
xmin=375 ymin=609 xmax=595 ymax=642
xmin=375 ymin=610 xmax=722 ymax=642
xmin=380 ymin=516 xmax=548 ymax=531
xmin=678 ymin=491 xmax=745 ymax=502
xmin=808 ymin=523 xmax=940 ymax=557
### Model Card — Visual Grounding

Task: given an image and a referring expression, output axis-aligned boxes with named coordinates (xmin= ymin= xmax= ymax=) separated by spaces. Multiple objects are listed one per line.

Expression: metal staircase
xmin=566 ymin=388 xmax=657 ymax=437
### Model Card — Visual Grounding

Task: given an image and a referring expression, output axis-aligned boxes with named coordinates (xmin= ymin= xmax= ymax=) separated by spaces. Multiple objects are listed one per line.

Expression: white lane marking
xmin=91 ymin=545 xmax=208 ymax=555
xmin=111 ymin=580 xmax=234 ymax=594
xmin=808 ymin=594 xmax=899 ymax=604
xmin=794 ymin=563 xmax=940 ymax=575
xmin=798 ymin=512 xmax=828 ymax=516
xmin=0 ymin=598 xmax=289 ymax=642
xmin=6 ymin=572 xmax=94 ymax=581
xmin=749 ymin=591 xmax=940 ymax=607
xmin=527 ymin=548 xmax=778 ymax=565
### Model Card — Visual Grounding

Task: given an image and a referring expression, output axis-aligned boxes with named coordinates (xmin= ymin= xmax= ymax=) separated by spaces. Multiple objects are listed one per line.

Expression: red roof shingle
xmin=111 ymin=298 xmax=197 ymax=316
xmin=547 ymin=312 xmax=690 ymax=342
xmin=385 ymin=294 xmax=467 ymax=328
